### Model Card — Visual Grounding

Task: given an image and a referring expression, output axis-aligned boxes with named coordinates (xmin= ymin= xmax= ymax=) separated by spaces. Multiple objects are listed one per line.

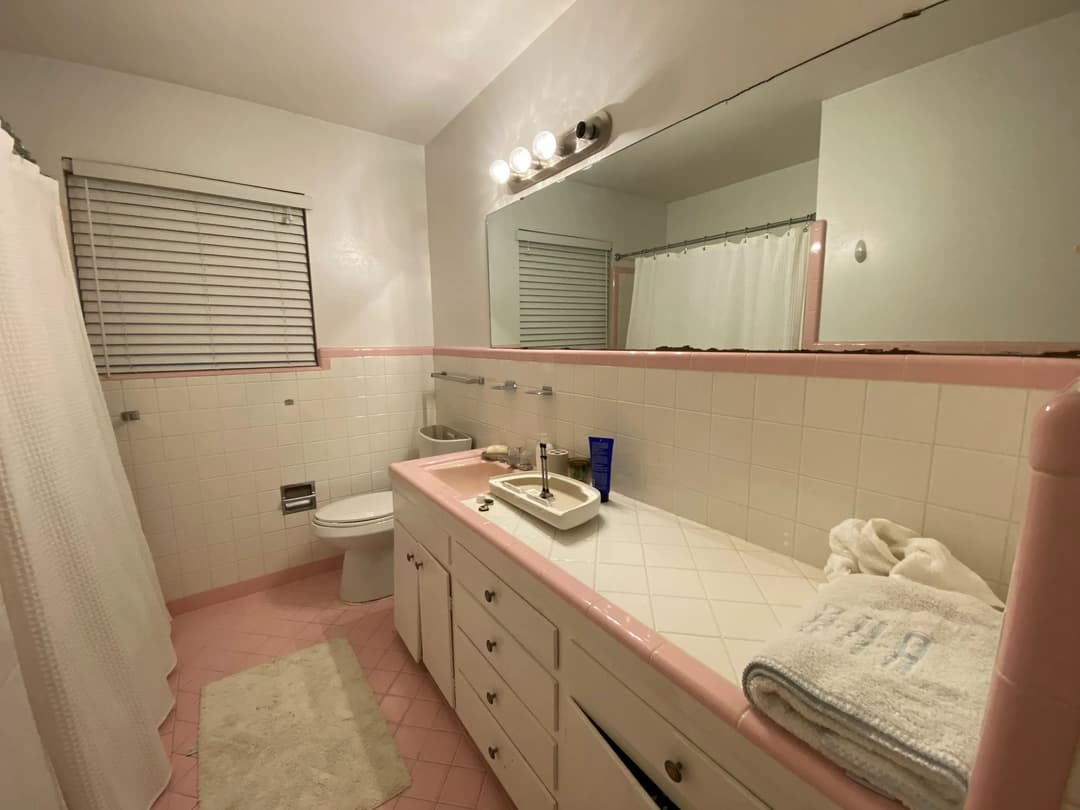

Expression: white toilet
xmin=311 ymin=491 xmax=395 ymax=603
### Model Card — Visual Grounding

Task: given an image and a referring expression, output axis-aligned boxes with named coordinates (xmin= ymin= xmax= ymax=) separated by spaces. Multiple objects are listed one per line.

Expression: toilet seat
xmin=311 ymin=491 xmax=393 ymax=528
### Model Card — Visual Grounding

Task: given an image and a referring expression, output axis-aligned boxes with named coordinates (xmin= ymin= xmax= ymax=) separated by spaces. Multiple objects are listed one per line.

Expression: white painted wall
xmin=487 ymin=180 xmax=666 ymax=346
xmin=0 ymin=49 xmax=433 ymax=349
xmin=816 ymin=13 xmax=1080 ymax=343
xmin=665 ymin=160 xmax=819 ymax=243
xmin=424 ymin=0 xmax=915 ymax=347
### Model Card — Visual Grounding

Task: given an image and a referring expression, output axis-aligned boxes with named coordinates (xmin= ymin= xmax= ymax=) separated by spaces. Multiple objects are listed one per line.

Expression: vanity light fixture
xmin=488 ymin=159 xmax=511 ymax=185
xmin=508 ymin=146 xmax=534 ymax=174
xmin=489 ymin=109 xmax=613 ymax=193
xmin=531 ymin=130 xmax=558 ymax=161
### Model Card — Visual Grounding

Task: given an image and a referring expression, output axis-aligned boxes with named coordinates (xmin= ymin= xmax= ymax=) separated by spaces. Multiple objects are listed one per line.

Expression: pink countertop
xmin=390 ymin=449 xmax=900 ymax=810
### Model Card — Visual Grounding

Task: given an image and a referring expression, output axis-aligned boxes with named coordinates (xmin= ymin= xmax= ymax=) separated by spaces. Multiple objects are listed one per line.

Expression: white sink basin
xmin=488 ymin=471 xmax=601 ymax=531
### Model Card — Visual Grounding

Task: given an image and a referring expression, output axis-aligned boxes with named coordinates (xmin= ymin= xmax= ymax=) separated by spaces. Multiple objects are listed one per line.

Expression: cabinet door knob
xmin=487 ymin=746 xmax=499 ymax=760
xmin=664 ymin=759 xmax=684 ymax=783
xmin=484 ymin=588 xmax=496 ymax=603
xmin=406 ymin=552 xmax=414 ymax=562
xmin=414 ymin=560 xmax=423 ymax=569
xmin=485 ymin=690 xmax=497 ymax=705
xmin=485 ymin=639 xmax=497 ymax=653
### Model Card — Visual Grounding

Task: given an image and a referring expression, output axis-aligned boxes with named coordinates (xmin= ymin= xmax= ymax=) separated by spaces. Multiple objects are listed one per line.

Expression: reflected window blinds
xmin=517 ymin=229 xmax=611 ymax=349
xmin=64 ymin=160 xmax=316 ymax=374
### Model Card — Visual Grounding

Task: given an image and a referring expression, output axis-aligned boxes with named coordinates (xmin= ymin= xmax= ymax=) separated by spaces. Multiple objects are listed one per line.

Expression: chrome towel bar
xmin=430 ymin=371 xmax=485 ymax=385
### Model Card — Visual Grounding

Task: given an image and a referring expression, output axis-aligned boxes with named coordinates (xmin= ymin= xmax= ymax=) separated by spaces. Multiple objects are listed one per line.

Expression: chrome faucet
xmin=538 ymin=442 xmax=553 ymax=500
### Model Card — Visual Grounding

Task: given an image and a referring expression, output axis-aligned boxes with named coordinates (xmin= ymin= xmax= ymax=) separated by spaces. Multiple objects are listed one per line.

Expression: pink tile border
xmin=434 ymin=346 xmax=1080 ymax=390
xmin=969 ymin=381 xmax=1080 ymax=807
xmin=319 ymin=345 xmax=433 ymax=359
xmin=166 ymin=555 xmax=343 ymax=616
xmin=100 ymin=346 xmax=433 ymax=381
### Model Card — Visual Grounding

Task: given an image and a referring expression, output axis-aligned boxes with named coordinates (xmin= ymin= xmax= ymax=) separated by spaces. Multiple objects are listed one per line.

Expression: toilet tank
xmin=417 ymin=425 xmax=473 ymax=458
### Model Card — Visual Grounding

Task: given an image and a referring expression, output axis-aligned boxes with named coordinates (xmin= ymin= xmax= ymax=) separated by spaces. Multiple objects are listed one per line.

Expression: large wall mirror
xmin=486 ymin=0 xmax=1079 ymax=354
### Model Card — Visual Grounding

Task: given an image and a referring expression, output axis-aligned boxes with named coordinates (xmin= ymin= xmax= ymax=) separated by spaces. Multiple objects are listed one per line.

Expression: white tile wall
xmin=104 ymin=353 xmax=436 ymax=600
xmin=435 ymin=355 xmax=1054 ymax=597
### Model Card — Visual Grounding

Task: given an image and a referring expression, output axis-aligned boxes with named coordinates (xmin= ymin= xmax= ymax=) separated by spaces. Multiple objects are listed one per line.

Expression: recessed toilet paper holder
xmin=281 ymin=481 xmax=317 ymax=513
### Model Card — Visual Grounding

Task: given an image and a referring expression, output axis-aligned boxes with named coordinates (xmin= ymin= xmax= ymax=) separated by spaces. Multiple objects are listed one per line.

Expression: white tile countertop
xmin=460 ymin=491 xmax=827 ymax=682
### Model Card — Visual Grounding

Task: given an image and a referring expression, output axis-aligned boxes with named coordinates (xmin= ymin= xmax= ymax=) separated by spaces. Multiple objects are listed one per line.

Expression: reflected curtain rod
xmin=614 ymin=212 xmax=816 ymax=261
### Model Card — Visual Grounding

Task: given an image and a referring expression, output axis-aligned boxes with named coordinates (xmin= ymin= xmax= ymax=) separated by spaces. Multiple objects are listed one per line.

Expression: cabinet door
xmin=560 ymin=698 xmax=660 ymax=810
xmin=393 ymin=521 xmax=421 ymax=662
xmin=417 ymin=544 xmax=455 ymax=705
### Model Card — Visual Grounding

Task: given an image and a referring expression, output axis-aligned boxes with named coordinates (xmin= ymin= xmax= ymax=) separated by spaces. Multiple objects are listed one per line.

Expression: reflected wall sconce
xmin=489 ymin=110 xmax=613 ymax=194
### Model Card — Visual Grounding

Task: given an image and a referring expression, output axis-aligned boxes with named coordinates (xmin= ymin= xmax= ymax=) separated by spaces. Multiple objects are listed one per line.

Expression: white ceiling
xmin=0 ymin=0 xmax=576 ymax=144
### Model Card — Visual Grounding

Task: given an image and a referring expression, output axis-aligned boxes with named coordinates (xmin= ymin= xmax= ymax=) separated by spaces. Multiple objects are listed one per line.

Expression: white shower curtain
xmin=625 ymin=226 xmax=810 ymax=350
xmin=0 ymin=128 xmax=174 ymax=808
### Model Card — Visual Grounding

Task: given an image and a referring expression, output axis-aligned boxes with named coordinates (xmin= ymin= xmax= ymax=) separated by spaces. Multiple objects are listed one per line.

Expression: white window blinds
xmin=517 ymin=229 xmax=611 ymax=349
xmin=64 ymin=160 xmax=316 ymax=374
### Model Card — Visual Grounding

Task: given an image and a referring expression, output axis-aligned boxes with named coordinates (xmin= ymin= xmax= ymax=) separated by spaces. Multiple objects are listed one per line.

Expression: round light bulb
xmin=509 ymin=146 xmax=533 ymax=174
xmin=488 ymin=159 xmax=511 ymax=184
xmin=532 ymin=130 xmax=557 ymax=161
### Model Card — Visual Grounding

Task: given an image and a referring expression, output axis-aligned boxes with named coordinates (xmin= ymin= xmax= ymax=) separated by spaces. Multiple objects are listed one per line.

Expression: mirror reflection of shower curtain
xmin=625 ymin=226 xmax=811 ymax=350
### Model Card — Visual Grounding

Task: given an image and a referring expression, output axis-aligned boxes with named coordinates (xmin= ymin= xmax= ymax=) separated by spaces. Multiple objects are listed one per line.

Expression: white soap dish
xmin=488 ymin=471 xmax=600 ymax=531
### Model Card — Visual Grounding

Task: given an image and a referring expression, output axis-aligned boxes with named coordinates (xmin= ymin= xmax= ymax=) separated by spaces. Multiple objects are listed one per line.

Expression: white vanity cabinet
xmin=390 ymin=479 xmax=844 ymax=810
xmin=415 ymin=540 xmax=454 ymax=704
xmin=392 ymin=520 xmax=422 ymax=660
xmin=392 ymin=508 xmax=455 ymax=706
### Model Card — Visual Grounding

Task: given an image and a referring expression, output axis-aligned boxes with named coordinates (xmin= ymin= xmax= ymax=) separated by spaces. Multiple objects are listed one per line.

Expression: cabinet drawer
xmin=394 ymin=492 xmax=450 ymax=567
xmin=456 ymin=675 xmax=556 ymax=810
xmin=566 ymin=641 xmax=768 ymax=810
xmin=560 ymin=698 xmax=661 ymax=810
xmin=455 ymin=590 xmax=557 ymax=732
xmin=455 ymin=627 xmax=556 ymax=791
xmin=453 ymin=543 xmax=558 ymax=669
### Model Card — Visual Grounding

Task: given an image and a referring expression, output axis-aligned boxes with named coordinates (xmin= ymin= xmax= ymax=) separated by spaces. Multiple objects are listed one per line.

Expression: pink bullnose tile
xmin=1022 ymin=358 xmax=1080 ymax=391
xmin=648 ymin=642 xmax=748 ymax=728
xmin=744 ymin=352 xmax=817 ymax=376
xmin=737 ymin=710 xmax=899 ymax=810
xmin=689 ymin=352 xmax=749 ymax=372
xmin=813 ymin=353 xmax=906 ymax=381
xmin=586 ymin=598 xmax=663 ymax=661
xmin=903 ymin=354 xmax=1026 ymax=387
xmin=642 ymin=351 xmax=694 ymax=370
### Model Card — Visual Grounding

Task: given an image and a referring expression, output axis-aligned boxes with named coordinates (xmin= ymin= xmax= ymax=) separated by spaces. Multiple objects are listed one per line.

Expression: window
xmin=64 ymin=159 xmax=316 ymax=374
xmin=517 ymin=229 xmax=611 ymax=349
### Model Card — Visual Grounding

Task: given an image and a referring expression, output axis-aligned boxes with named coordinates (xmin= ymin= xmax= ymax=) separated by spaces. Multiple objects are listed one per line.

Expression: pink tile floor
xmin=153 ymin=570 xmax=516 ymax=810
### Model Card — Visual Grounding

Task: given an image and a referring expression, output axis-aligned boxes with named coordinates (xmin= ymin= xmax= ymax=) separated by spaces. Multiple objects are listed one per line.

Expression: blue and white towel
xmin=743 ymin=574 xmax=1002 ymax=810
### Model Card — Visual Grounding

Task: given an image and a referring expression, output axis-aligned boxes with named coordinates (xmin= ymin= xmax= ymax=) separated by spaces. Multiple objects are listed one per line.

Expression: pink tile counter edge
xmin=967 ymin=378 xmax=1080 ymax=809
xmin=434 ymin=346 xmax=1080 ymax=390
xmin=389 ymin=449 xmax=901 ymax=810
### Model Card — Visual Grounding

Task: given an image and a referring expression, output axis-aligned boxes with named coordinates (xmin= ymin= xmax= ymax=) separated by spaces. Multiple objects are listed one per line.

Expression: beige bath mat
xmin=199 ymin=637 xmax=410 ymax=809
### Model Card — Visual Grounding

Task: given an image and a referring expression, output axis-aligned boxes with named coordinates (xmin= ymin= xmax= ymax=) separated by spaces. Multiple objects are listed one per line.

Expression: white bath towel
xmin=743 ymin=575 xmax=1003 ymax=810
xmin=825 ymin=518 xmax=1004 ymax=609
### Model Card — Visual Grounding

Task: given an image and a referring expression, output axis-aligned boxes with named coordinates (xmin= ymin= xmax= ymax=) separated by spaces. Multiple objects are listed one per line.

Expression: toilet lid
xmin=312 ymin=491 xmax=393 ymax=527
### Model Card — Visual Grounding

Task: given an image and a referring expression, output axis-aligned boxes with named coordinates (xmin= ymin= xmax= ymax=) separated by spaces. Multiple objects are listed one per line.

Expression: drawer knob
xmin=405 ymin=552 xmax=414 ymax=562
xmin=487 ymin=746 xmax=499 ymax=760
xmin=485 ymin=690 xmax=497 ymax=705
xmin=664 ymin=759 xmax=684 ymax=783
xmin=484 ymin=588 xmax=496 ymax=603
xmin=485 ymin=639 xmax=497 ymax=653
